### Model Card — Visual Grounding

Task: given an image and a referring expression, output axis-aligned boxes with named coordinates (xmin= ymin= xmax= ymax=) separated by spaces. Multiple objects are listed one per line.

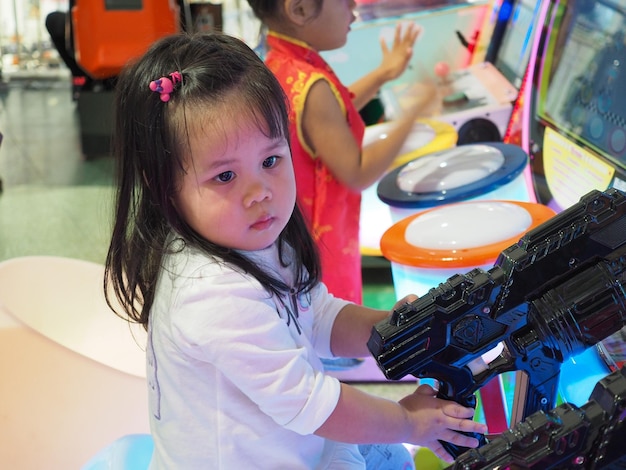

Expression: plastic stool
xmin=81 ymin=434 xmax=154 ymax=470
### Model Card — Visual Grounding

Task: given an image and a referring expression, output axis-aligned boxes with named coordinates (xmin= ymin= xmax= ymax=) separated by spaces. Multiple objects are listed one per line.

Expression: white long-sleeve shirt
xmin=147 ymin=240 xmax=365 ymax=468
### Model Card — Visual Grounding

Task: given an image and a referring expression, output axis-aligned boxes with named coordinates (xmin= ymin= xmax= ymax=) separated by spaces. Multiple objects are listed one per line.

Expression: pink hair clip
xmin=149 ymin=71 xmax=182 ymax=102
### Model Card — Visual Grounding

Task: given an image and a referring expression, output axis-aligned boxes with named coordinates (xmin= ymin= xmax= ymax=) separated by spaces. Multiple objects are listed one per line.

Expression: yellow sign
xmin=543 ymin=127 xmax=614 ymax=210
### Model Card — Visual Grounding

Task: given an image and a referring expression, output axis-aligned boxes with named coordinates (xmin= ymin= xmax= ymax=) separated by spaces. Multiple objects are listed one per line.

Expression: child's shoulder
xmin=266 ymin=45 xmax=329 ymax=77
xmin=161 ymin=241 xmax=233 ymax=282
xmin=267 ymin=54 xmax=320 ymax=77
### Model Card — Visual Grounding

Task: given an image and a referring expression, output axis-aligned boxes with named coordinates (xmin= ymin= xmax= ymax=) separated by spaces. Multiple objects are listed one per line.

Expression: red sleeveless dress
xmin=265 ymin=32 xmax=366 ymax=304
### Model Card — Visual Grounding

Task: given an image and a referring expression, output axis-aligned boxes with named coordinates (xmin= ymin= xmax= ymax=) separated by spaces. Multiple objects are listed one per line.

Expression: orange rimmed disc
xmin=380 ymin=200 xmax=557 ymax=269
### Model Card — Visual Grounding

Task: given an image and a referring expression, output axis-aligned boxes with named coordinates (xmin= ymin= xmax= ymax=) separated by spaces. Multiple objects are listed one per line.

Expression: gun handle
xmin=435 ymin=388 xmax=488 ymax=459
xmin=511 ymin=369 xmax=560 ymax=426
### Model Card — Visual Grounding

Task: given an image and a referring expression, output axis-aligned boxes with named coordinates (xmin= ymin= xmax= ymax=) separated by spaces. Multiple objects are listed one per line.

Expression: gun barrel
xmin=449 ymin=366 xmax=626 ymax=470
xmin=530 ymin=259 xmax=626 ymax=358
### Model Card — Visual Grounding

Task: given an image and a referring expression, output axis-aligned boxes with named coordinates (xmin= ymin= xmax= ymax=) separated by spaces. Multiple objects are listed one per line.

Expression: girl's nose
xmin=243 ymin=179 xmax=272 ymax=207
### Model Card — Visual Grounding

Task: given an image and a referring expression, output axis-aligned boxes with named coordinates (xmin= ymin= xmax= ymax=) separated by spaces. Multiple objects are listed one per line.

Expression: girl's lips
xmin=251 ymin=216 xmax=274 ymax=231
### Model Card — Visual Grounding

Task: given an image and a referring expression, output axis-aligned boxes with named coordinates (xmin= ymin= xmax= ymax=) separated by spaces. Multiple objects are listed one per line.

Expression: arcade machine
xmin=522 ymin=0 xmax=626 ymax=210
xmin=499 ymin=0 xmax=626 ymax=436
xmin=425 ymin=0 xmax=626 ymax=444
xmin=340 ymin=2 xmax=554 ymax=432
xmin=71 ymin=0 xmax=185 ymax=158
xmin=367 ymin=0 xmax=625 ymax=443
xmin=379 ymin=0 xmax=544 ymax=144
xmin=323 ymin=0 xmax=490 ymax=88
xmin=486 ymin=0 xmax=543 ymax=90
xmin=320 ymin=0 xmax=512 ymax=145
xmin=352 ymin=1 xmax=545 ymax=387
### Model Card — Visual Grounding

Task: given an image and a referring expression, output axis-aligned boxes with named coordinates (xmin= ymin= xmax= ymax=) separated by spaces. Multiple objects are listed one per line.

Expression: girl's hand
xmin=393 ymin=294 xmax=418 ymax=310
xmin=401 ymin=77 xmax=441 ymax=120
xmin=399 ymin=384 xmax=489 ymax=463
xmin=378 ymin=22 xmax=422 ymax=82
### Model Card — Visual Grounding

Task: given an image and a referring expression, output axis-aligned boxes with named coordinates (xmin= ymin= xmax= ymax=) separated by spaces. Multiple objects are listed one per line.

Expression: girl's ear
xmin=283 ymin=0 xmax=315 ymax=25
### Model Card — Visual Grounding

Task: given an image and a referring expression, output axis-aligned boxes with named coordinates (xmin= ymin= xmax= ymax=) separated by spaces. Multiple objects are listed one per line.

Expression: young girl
xmin=104 ymin=32 xmax=485 ymax=469
xmin=247 ymin=0 xmax=438 ymax=305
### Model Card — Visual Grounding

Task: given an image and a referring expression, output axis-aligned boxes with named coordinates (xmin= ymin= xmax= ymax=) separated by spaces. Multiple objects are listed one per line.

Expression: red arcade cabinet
xmin=71 ymin=0 xmax=180 ymax=157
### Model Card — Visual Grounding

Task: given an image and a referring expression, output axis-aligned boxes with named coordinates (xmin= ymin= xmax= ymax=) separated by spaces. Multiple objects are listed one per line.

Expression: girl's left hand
xmin=392 ymin=293 xmax=418 ymax=312
xmin=379 ymin=22 xmax=422 ymax=82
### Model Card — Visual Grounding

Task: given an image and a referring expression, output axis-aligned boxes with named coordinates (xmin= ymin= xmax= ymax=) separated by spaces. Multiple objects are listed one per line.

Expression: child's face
xmin=174 ymin=111 xmax=296 ymax=251
xmin=302 ymin=0 xmax=356 ymax=51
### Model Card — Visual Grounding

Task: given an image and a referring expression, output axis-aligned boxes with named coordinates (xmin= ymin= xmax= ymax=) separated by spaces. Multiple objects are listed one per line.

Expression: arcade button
xmin=380 ymin=199 xmax=556 ymax=299
xmin=377 ymin=142 xmax=532 ymax=223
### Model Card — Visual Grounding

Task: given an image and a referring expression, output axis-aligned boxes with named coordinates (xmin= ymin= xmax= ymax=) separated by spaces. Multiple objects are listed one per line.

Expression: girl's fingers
xmin=442 ymin=401 xmax=478 ymax=419
xmin=439 ymin=429 xmax=482 ymax=449
xmin=442 ymin=413 xmax=487 ymax=434
xmin=429 ymin=443 xmax=455 ymax=463
xmin=379 ymin=37 xmax=389 ymax=55
xmin=415 ymin=383 xmax=437 ymax=395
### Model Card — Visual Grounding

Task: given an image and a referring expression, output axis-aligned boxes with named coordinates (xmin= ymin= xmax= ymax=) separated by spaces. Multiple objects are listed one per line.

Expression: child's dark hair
xmin=105 ymin=32 xmax=320 ymax=328
xmin=246 ymin=0 xmax=323 ymax=23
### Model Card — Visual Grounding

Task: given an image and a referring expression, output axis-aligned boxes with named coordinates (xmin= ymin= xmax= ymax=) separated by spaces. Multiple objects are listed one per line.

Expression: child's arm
xmin=349 ymin=22 xmax=421 ymax=111
xmin=329 ymin=304 xmax=388 ymax=357
xmin=302 ymin=27 xmax=438 ymax=190
xmin=315 ymin=382 xmax=488 ymax=463
xmin=324 ymin=296 xmax=488 ymax=462
xmin=303 ymin=78 xmax=436 ymax=190
xmin=329 ymin=296 xmax=416 ymax=358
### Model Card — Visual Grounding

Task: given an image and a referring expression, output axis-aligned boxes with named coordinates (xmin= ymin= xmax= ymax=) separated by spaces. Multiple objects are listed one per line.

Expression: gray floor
xmin=0 ymin=75 xmax=115 ymax=264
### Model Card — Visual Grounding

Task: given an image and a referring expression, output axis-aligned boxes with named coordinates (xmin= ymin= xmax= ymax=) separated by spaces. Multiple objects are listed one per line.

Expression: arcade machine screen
xmin=355 ymin=0 xmax=470 ymax=21
xmin=489 ymin=0 xmax=543 ymax=89
xmin=523 ymin=0 xmax=626 ymax=412
xmin=532 ymin=0 xmax=626 ymax=211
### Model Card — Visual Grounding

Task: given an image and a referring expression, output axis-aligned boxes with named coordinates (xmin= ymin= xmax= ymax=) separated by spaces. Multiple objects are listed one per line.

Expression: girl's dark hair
xmin=246 ymin=0 xmax=323 ymax=23
xmin=104 ymin=32 xmax=320 ymax=328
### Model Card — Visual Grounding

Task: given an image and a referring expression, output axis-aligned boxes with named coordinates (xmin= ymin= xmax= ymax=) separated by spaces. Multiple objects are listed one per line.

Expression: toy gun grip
xmin=435 ymin=387 xmax=488 ymax=459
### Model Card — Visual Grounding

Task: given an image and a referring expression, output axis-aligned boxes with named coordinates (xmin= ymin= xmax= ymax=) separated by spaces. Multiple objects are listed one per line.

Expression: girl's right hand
xmin=402 ymin=78 xmax=441 ymax=120
xmin=378 ymin=22 xmax=422 ymax=82
xmin=398 ymin=384 xmax=489 ymax=463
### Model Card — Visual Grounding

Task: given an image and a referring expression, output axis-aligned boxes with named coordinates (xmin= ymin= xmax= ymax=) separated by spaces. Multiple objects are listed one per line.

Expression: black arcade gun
xmin=504 ymin=0 xmax=626 ymax=433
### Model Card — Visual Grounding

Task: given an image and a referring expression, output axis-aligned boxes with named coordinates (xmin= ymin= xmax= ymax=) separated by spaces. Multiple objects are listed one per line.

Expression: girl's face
xmin=303 ymin=0 xmax=356 ymax=51
xmin=174 ymin=109 xmax=296 ymax=251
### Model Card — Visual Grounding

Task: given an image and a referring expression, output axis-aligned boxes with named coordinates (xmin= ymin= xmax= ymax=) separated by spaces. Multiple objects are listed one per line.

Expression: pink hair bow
xmin=149 ymin=71 xmax=182 ymax=102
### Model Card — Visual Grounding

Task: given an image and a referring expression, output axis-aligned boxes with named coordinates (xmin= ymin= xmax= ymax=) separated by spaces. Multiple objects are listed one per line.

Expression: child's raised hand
xmin=378 ymin=22 xmax=422 ymax=82
xmin=398 ymin=383 xmax=489 ymax=463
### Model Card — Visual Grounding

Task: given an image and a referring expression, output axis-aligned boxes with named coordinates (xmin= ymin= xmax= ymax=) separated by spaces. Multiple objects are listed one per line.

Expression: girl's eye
xmin=262 ymin=156 xmax=279 ymax=168
xmin=215 ymin=171 xmax=234 ymax=183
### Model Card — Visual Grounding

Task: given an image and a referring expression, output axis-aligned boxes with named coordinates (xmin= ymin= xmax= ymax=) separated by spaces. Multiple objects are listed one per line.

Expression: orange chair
xmin=72 ymin=0 xmax=181 ymax=80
